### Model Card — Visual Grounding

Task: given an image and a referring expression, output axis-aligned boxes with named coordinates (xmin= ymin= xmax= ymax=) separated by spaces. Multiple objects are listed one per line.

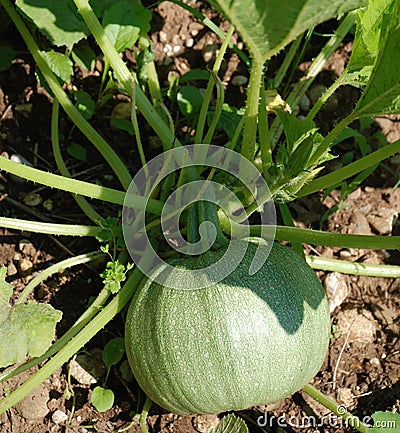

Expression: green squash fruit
xmin=125 ymin=239 xmax=330 ymax=415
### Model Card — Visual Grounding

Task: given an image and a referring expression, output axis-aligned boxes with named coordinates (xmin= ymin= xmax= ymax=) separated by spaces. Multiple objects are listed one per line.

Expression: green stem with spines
xmin=51 ymin=100 xmax=104 ymax=224
xmin=241 ymin=57 xmax=264 ymax=161
xmin=219 ymin=214 xmax=400 ymax=250
xmin=0 ymin=267 xmax=145 ymax=414
xmin=0 ymin=217 xmax=102 ymax=237
xmin=306 ymin=255 xmax=400 ymax=278
xmin=0 ymin=156 xmax=163 ymax=214
xmin=305 ymin=78 xmax=344 ymax=122
xmin=17 ymin=251 xmax=105 ymax=304
xmin=0 ymin=0 xmax=132 ymax=190
xmin=299 ymin=137 xmax=400 ymax=196
xmin=302 ymin=384 xmax=369 ymax=433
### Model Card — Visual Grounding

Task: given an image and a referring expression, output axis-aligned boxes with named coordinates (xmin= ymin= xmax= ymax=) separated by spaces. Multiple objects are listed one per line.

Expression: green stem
xmin=302 ymin=384 xmax=369 ymax=433
xmin=0 ymin=0 xmax=132 ymax=190
xmin=1 ymin=269 xmax=111 ymax=384
xmin=258 ymin=80 xmax=272 ymax=175
xmin=241 ymin=57 xmax=264 ymax=161
xmin=202 ymin=72 xmax=224 ymax=144
xmin=272 ymin=225 xmax=400 ymax=250
xmin=0 ymin=156 xmax=163 ymax=214
xmin=0 ymin=217 xmax=101 ymax=236
xmin=195 ymin=25 xmax=234 ymax=144
xmin=308 ymin=111 xmax=358 ymax=167
xmin=0 ymin=267 xmax=145 ymax=413
xmin=306 ymin=255 xmax=400 ymax=278
xmin=74 ymin=0 xmax=181 ymax=151
xmin=17 ymin=251 xmax=104 ymax=304
xmin=306 ymin=78 xmax=343 ymax=122
xmin=51 ymin=100 xmax=104 ymax=224
xmin=278 ymin=203 xmax=304 ymax=259
xmin=219 ymin=215 xmax=400 ymax=250
xmin=269 ymin=12 xmax=356 ymax=148
xmin=299 ymin=137 xmax=400 ymax=196
xmin=139 ymin=396 xmax=152 ymax=433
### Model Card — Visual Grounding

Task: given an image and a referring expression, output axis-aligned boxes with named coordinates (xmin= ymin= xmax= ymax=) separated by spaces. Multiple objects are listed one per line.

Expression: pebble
xmin=69 ymin=349 xmax=107 ymax=385
xmin=231 ymin=75 xmax=248 ymax=86
xmin=192 ymin=414 xmax=220 ymax=433
xmin=299 ymin=94 xmax=311 ymax=111
xmin=159 ymin=30 xmax=168 ymax=43
xmin=18 ymin=258 xmax=33 ymax=280
xmin=23 ymin=191 xmax=43 ymax=207
xmin=15 ymin=383 xmax=50 ymax=420
xmin=367 ymin=208 xmax=398 ymax=235
xmin=185 ymin=38 xmax=194 ymax=48
xmin=52 ymin=409 xmax=68 ymax=424
xmin=336 ymin=308 xmax=377 ymax=345
xmin=349 ymin=211 xmax=371 ymax=235
xmin=202 ymin=44 xmax=217 ymax=63
xmin=369 ymin=357 xmax=380 ymax=367
xmin=43 ymin=199 xmax=53 ymax=211
xmin=324 ymin=272 xmax=349 ymax=313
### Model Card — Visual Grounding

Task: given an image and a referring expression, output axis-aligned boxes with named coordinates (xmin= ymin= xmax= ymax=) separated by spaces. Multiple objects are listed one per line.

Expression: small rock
xmin=23 ymin=192 xmax=42 ymax=207
xmin=367 ymin=208 xmax=398 ymax=235
xmin=43 ymin=199 xmax=53 ymax=211
xmin=19 ymin=258 xmax=33 ymax=281
xmin=52 ymin=409 xmax=68 ymax=424
xmin=193 ymin=414 xmax=220 ymax=433
xmin=231 ymin=75 xmax=248 ymax=86
xmin=185 ymin=38 xmax=194 ymax=48
xmin=369 ymin=357 xmax=380 ymax=367
xmin=158 ymin=30 xmax=168 ymax=43
xmin=336 ymin=387 xmax=355 ymax=410
xmin=7 ymin=261 xmax=17 ymax=276
xmin=324 ymin=272 xmax=349 ymax=313
xmin=202 ymin=44 xmax=218 ymax=63
xmin=69 ymin=349 xmax=106 ymax=385
xmin=299 ymin=94 xmax=311 ymax=111
xmin=336 ymin=309 xmax=377 ymax=345
xmin=15 ymin=383 xmax=50 ymax=420
xmin=349 ymin=211 xmax=372 ymax=235
xmin=173 ymin=45 xmax=181 ymax=53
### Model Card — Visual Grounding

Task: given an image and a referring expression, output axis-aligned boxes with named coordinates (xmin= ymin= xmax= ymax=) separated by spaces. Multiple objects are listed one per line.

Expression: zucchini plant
xmin=0 ymin=0 xmax=399 ymax=431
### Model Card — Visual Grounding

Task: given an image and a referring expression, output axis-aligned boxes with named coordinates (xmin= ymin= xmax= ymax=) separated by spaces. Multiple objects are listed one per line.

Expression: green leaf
xmin=353 ymin=0 xmax=400 ymax=116
xmin=0 ymin=43 xmax=17 ymax=72
xmin=209 ymin=0 xmax=366 ymax=62
xmin=103 ymin=1 xmax=151 ymax=53
xmin=0 ymin=267 xmax=62 ymax=368
xmin=370 ymin=411 xmax=400 ymax=432
xmin=102 ymin=337 xmax=125 ymax=368
xmin=177 ymin=85 xmax=203 ymax=117
xmin=211 ymin=414 xmax=249 ymax=433
xmin=41 ymin=50 xmax=73 ymax=85
xmin=110 ymin=118 xmax=135 ymax=135
xmin=74 ymin=90 xmax=95 ymax=120
xmin=66 ymin=142 xmax=87 ymax=161
xmin=346 ymin=0 xmax=393 ymax=78
xmin=16 ymin=0 xmax=89 ymax=47
xmin=91 ymin=386 xmax=114 ymax=412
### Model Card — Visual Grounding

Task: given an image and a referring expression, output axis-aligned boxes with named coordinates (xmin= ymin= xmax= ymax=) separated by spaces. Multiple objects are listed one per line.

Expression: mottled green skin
xmin=125 ymin=240 xmax=330 ymax=415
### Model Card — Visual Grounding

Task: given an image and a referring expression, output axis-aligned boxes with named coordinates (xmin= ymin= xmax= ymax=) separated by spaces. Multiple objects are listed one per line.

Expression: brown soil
xmin=0 ymin=2 xmax=399 ymax=433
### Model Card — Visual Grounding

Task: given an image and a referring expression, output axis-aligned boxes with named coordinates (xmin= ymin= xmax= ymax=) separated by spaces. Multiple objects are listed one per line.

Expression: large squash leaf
xmin=209 ymin=0 xmax=366 ymax=61
xmin=16 ymin=0 xmax=90 ymax=47
xmin=0 ymin=267 xmax=62 ymax=368
xmin=352 ymin=0 xmax=400 ymax=116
